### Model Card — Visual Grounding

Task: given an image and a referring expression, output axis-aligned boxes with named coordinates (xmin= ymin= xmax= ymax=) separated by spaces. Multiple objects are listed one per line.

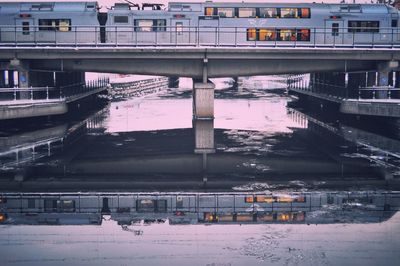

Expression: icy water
xmin=1 ymin=78 xmax=400 ymax=265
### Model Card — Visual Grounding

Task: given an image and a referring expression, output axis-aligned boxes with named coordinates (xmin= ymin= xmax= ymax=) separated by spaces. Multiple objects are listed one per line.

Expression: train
xmin=0 ymin=1 xmax=399 ymax=46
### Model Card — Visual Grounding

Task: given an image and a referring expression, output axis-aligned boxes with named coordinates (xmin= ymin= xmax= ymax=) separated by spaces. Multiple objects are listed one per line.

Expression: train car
xmin=0 ymin=1 xmax=99 ymax=44
xmin=0 ymin=1 xmax=399 ymax=46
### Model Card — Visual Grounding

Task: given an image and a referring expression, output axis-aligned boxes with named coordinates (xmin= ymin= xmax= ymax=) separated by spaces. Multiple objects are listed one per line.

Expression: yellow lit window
xmin=205 ymin=7 xmax=214 ymax=16
xmin=247 ymin=28 xmax=256 ymax=41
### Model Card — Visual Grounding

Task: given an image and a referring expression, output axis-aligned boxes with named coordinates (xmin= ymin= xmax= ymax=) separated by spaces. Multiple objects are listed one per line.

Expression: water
xmin=1 ymin=78 xmax=400 ymax=265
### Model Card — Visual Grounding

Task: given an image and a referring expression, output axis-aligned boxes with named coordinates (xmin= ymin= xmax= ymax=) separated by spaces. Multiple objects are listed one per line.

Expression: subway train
xmin=0 ymin=1 xmax=399 ymax=46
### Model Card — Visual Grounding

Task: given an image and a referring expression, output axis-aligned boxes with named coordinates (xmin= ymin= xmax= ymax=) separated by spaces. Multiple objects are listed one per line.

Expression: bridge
xmin=1 ymin=25 xmax=400 ymax=120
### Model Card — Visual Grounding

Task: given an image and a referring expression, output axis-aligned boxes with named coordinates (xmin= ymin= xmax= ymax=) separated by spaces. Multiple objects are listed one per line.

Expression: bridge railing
xmin=0 ymin=77 xmax=109 ymax=103
xmin=0 ymin=25 xmax=399 ymax=48
xmin=358 ymin=87 xmax=400 ymax=100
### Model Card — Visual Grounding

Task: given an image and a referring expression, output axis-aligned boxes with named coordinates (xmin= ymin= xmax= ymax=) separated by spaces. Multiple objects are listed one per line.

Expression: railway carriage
xmin=0 ymin=1 xmax=99 ymax=44
xmin=0 ymin=1 xmax=399 ymax=46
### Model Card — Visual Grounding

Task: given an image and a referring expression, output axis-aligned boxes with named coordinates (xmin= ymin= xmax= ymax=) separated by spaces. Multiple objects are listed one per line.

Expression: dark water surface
xmin=1 ymin=79 xmax=400 ymax=265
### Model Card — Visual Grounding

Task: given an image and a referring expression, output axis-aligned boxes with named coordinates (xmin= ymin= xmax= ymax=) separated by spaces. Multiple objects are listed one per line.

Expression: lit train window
xmin=39 ymin=19 xmax=71 ymax=31
xmin=297 ymin=29 xmax=310 ymax=41
xmin=205 ymin=7 xmax=214 ymax=16
xmin=217 ymin=7 xmax=235 ymax=18
xmin=281 ymin=8 xmax=298 ymax=18
xmin=176 ymin=22 xmax=183 ymax=35
xmin=58 ymin=20 xmax=70 ymax=32
xmin=348 ymin=21 xmax=379 ymax=33
xmin=259 ymin=8 xmax=277 ymax=18
xmin=114 ymin=16 xmax=129 ymax=23
xmin=258 ymin=29 xmax=276 ymax=41
xmin=279 ymin=29 xmax=296 ymax=41
xmin=134 ymin=19 xmax=166 ymax=32
xmin=238 ymin=8 xmax=256 ymax=18
xmin=299 ymin=8 xmax=311 ymax=18
xmin=247 ymin=28 xmax=256 ymax=41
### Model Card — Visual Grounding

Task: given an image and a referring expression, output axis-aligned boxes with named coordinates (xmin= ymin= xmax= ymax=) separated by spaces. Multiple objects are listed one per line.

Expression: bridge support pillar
xmin=168 ymin=76 xmax=179 ymax=88
xmin=194 ymin=119 xmax=215 ymax=154
xmin=366 ymin=72 xmax=376 ymax=87
xmin=7 ymin=70 xmax=15 ymax=87
xmin=0 ymin=71 xmax=5 ymax=87
xmin=193 ymin=81 xmax=214 ymax=119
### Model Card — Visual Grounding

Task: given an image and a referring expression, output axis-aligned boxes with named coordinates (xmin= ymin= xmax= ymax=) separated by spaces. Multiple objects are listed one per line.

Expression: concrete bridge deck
xmin=1 ymin=47 xmax=400 ymax=77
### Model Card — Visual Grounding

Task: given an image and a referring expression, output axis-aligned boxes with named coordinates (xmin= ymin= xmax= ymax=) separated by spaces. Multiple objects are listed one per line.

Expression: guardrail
xmin=0 ymin=25 xmax=400 ymax=48
xmin=358 ymin=86 xmax=400 ymax=100
xmin=0 ymin=77 xmax=109 ymax=102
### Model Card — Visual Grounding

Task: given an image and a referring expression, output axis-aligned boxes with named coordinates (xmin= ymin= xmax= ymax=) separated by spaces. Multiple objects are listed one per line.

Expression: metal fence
xmin=1 ymin=25 xmax=400 ymax=48
xmin=0 ymin=77 xmax=109 ymax=102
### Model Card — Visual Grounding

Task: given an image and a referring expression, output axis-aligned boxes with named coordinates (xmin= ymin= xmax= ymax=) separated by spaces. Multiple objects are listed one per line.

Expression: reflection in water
xmin=1 ymin=80 xmax=400 ymax=265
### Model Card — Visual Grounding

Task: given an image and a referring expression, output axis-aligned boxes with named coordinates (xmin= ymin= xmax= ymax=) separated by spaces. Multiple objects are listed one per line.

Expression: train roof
xmin=0 ymin=1 xmax=98 ymax=13
xmin=168 ymin=1 xmax=395 ymax=14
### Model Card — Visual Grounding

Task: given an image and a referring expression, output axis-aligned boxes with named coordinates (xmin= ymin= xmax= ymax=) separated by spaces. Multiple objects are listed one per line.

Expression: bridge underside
xmin=0 ymin=48 xmax=398 ymax=77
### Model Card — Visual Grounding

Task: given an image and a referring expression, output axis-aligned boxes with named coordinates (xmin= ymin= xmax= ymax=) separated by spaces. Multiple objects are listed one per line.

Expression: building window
xmin=280 ymin=8 xmax=298 ymax=18
xmin=114 ymin=16 xmax=128 ymax=23
xmin=217 ymin=7 xmax=235 ymax=18
xmin=238 ymin=7 xmax=256 ymax=18
xmin=259 ymin=8 xmax=277 ymax=18
xmin=348 ymin=21 xmax=379 ymax=33
xmin=39 ymin=19 xmax=71 ymax=31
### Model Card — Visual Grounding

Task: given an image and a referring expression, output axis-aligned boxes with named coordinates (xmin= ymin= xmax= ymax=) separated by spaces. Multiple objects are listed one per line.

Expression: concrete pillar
xmin=378 ymin=71 xmax=389 ymax=86
xmin=8 ymin=70 xmax=15 ymax=87
xmin=395 ymin=71 xmax=400 ymax=88
xmin=29 ymin=71 xmax=55 ymax=87
xmin=193 ymin=119 xmax=215 ymax=154
xmin=0 ymin=71 xmax=5 ymax=87
xmin=168 ymin=76 xmax=179 ymax=88
xmin=193 ymin=80 xmax=214 ymax=119
xmin=367 ymin=72 xmax=376 ymax=87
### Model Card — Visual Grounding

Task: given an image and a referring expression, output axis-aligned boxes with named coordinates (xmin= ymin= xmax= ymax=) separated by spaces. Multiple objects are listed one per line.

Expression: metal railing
xmin=1 ymin=25 xmax=400 ymax=48
xmin=0 ymin=77 xmax=109 ymax=102
xmin=358 ymin=86 xmax=400 ymax=100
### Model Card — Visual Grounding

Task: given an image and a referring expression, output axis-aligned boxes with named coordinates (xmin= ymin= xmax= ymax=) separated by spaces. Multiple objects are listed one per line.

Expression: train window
xmin=39 ymin=19 xmax=71 ymax=31
xmin=259 ymin=8 xmax=277 ymax=18
xmin=238 ymin=8 xmax=256 ymax=18
xmin=297 ymin=29 xmax=310 ymax=41
xmin=279 ymin=29 xmax=296 ymax=41
xmin=348 ymin=21 xmax=379 ymax=33
xmin=332 ymin=23 xmax=339 ymax=36
xmin=247 ymin=28 xmax=256 ymax=41
xmin=22 ymin=22 xmax=30 ymax=35
xmin=280 ymin=8 xmax=298 ymax=18
xmin=258 ymin=29 xmax=276 ymax=41
xmin=299 ymin=8 xmax=311 ymax=18
xmin=114 ymin=16 xmax=129 ymax=23
xmin=176 ymin=22 xmax=183 ymax=35
xmin=217 ymin=7 xmax=235 ymax=18
xmin=392 ymin=19 xmax=397 ymax=27
xmin=205 ymin=7 xmax=214 ymax=16
xmin=58 ymin=20 xmax=70 ymax=32
xmin=155 ymin=20 xmax=166 ymax=31
xmin=135 ymin=20 xmax=153 ymax=32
